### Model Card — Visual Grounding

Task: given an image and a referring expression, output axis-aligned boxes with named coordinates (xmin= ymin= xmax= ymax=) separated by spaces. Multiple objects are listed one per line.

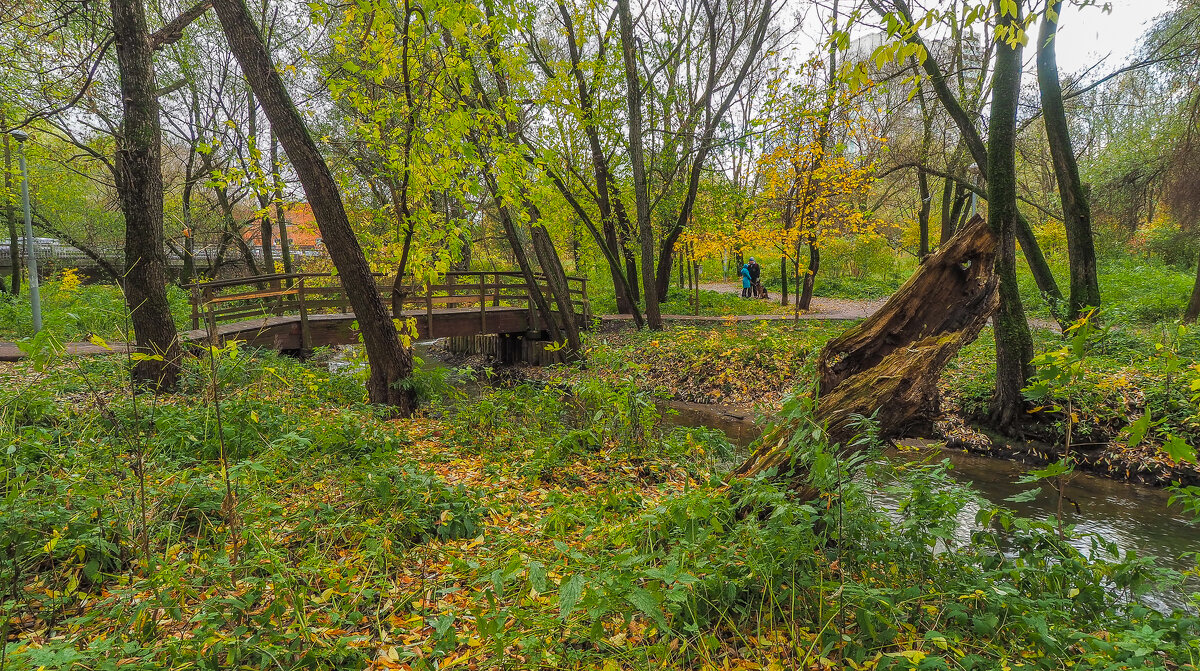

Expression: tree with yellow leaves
xmin=755 ymin=59 xmax=880 ymax=311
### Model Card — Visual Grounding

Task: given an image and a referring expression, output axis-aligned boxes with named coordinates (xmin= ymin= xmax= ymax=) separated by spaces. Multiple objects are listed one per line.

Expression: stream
xmin=405 ymin=343 xmax=1199 ymax=609
xmin=657 ymin=399 xmax=1199 ymax=611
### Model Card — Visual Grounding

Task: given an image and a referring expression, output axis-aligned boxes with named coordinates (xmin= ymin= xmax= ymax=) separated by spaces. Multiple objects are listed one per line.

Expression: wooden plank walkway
xmin=179 ymin=305 xmax=571 ymax=350
xmin=0 ymin=340 xmax=131 ymax=362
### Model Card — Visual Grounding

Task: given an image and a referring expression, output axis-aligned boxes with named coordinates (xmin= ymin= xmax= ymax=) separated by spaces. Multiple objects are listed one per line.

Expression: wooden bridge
xmin=182 ymin=271 xmax=591 ymax=352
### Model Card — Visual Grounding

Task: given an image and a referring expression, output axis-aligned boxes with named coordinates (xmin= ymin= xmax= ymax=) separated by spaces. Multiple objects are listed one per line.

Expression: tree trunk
xmin=110 ymin=0 xmax=183 ymax=391
xmin=736 ymin=215 xmax=999 ymax=479
xmin=685 ymin=247 xmax=694 ymax=290
xmin=798 ymin=239 xmax=818 ymax=311
xmin=248 ymin=91 xmax=275 ymax=280
xmin=951 ymin=183 xmax=970 ymax=233
xmin=617 ymin=0 xmax=660 ymax=330
xmin=940 ymin=175 xmax=957 ymax=244
xmin=1037 ymin=1 xmax=1101 ymax=320
xmin=988 ymin=0 xmax=1035 ymax=432
xmin=214 ymin=186 xmax=260 ymax=278
xmin=779 ymin=257 xmax=787 ymax=306
xmin=181 ymin=152 xmax=196 ymax=285
xmin=552 ymin=0 xmax=641 ymax=323
xmin=259 ymin=212 xmax=274 ymax=274
xmin=528 ymin=209 xmax=582 ymax=354
xmin=4 ymin=135 xmax=18 ymax=295
xmin=481 ymin=170 xmax=568 ymax=349
xmin=918 ymin=167 xmax=931 ymax=257
xmin=271 ymin=134 xmax=293 ymax=276
xmin=1185 ymin=250 xmax=1200 ymax=323
xmin=212 ymin=0 xmax=413 ymax=410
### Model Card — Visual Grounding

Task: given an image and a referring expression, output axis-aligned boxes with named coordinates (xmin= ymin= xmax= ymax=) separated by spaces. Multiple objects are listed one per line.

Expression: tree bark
xmin=212 ymin=0 xmax=413 ymax=410
xmin=988 ymin=0 xmax=1035 ymax=432
xmin=736 ymin=215 xmax=999 ymax=478
xmin=528 ymin=211 xmax=583 ymax=354
xmin=271 ymin=134 xmax=293 ymax=276
xmin=951 ymin=183 xmax=970 ymax=233
xmin=779 ymin=257 xmax=787 ymax=306
xmin=1036 ymin=1 xmax=1101 ymax=320
xmin=940 ymin=174 xmax=957 ymax=244
xmin=1185 ymin=250 xmax=1200 ymax=323
xmin=110 ymin=0 xmax=183 ymax=390
xmin=918 ymin=167 xmax=931 ymax=257
xmin=4 ymin=135 xmax=18 ymax=295
xmin=616 ymin=0 xmax=660 ymax=330
xmin=798 ymin=239 xmax=818 ymax=311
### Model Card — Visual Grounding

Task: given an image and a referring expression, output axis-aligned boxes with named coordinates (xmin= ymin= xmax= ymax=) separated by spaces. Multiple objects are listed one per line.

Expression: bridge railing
xmin=184 ymin=270 xmax=590 ymax=342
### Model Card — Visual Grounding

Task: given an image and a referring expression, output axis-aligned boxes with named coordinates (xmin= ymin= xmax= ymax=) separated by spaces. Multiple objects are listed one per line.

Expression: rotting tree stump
xmin=735 ymin=215 xmax=1000 ymax=479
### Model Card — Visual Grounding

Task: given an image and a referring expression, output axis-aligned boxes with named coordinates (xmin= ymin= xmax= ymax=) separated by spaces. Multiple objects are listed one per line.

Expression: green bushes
xmin=458 ymin=395 xmax=1199 ymax=669
xmin=346 ymin=464 xmax=485 ymax=542
xmin=0 ymin=275 xmax=190 ymax=341
xmin=2 ymin=321 xmax=1198 ymax=670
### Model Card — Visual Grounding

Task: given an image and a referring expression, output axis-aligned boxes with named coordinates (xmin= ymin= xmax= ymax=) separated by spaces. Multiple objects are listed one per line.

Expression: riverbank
xmin=524 ymin=319 xmax=1200 ymax=487
xmin=2 ymin=345 xmax=1198 ymax=669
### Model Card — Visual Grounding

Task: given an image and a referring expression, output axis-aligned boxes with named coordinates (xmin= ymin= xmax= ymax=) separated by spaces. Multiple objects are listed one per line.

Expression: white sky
xmin=1054 ymin=0 xmax=1174 ymax=74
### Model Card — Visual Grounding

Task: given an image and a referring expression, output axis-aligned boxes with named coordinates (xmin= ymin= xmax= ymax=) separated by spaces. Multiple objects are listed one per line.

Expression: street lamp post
xmin=11 ymin=130 xmax=41 ymax=333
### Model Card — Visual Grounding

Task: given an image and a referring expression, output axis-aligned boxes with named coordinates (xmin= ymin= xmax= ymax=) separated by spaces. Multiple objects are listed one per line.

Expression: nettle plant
xmin=1020 ymin=309 xmax=1106 ymax=536
xmin=1129 ymin=322 xmax=1200 ymax=466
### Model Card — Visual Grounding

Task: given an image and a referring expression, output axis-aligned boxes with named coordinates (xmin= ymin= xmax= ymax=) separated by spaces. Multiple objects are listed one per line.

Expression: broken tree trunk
xmin=735 ymin=215 xmax=999 ymax=479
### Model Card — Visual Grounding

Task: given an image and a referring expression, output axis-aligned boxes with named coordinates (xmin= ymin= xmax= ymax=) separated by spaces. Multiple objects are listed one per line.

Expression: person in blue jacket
xmin=740 ymin=263 xmax=752 ymax=298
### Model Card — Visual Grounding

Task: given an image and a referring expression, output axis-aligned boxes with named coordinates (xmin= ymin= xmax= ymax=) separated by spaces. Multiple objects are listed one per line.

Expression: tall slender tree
xmin=616 ymin=0 xmax=661 ymax=329
xmin=212 ymin=0 xmax=415 ymax=410
xmin=1036 ymin=0 xmax=1101 ymax=320
xmin=988 ymin=0 xmax=1035 ymax=430
xmin=110 ymin=0 xmax=193 ymax=390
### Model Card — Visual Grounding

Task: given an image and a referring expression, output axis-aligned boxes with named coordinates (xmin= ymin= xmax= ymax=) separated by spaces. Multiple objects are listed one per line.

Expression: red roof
xmin=243 ymin=203 xmax=323 ymax=247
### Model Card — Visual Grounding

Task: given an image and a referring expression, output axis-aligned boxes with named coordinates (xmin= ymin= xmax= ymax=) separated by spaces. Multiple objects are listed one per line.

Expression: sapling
xmin=1021 ymin=308 xmax=1105 ymax=537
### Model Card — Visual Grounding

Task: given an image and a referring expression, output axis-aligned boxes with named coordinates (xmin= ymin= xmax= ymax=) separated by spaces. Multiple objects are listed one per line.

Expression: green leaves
xmin=557 ymin=574 xmax=584 ymax=621
xmin=625 ymin=587 xmax=668 ymax=631
xmin=1124 ymin=410 xmax=1154 ymax=448
xmin=1161 ymin=435 xmax=1197 ymax=465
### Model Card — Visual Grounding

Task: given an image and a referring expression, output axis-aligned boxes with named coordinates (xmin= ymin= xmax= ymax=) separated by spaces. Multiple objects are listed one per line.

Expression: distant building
xmin=241 ymin=203 xmax=325 ymax=251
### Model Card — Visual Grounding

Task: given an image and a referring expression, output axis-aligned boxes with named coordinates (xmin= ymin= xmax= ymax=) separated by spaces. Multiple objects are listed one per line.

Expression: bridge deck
xmin=182 ymin=305 xmax=583 ymax=350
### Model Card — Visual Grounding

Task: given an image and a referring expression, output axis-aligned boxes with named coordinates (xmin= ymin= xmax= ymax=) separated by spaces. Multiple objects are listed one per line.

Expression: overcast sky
xmin=1055 ymin=0 xmax=1174 ymax=74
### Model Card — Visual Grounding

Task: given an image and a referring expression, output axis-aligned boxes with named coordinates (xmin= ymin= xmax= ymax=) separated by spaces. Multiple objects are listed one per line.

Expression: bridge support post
xmin=425 ymin=286 xmax=435 ymax=339
xmin=499 ymin=333 xmax=521 ymax=365
xmin=190 ymin=284 xmax=201 ymax=330
xmin=479 ymin=275 xmax=486 ymax=333
xmin=298 ymin=277 xmax=312 ymax=354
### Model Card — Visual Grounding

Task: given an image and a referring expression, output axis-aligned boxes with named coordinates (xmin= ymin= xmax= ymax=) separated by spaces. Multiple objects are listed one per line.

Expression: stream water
xmin=656 ymin=401 xmax=1199 ymax=610
xmin=407 ymin=343 xmax=1199 ymax=609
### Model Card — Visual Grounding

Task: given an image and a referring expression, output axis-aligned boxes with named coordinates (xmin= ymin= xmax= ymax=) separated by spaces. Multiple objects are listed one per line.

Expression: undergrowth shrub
xmin=346 ymin=464 xmax=485 ymax=543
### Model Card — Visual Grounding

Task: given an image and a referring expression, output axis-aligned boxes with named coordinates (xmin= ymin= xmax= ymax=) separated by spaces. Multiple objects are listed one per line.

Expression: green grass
xmin=657 ymin=288 xmax=790 ymax=316
xmin=2 ymin=347 xmax=1197 ymax=669
xmin=0 ymin=277 xmax=191 ymax=342
xmin=1016 ymin=256 xmax=1198 ymax=325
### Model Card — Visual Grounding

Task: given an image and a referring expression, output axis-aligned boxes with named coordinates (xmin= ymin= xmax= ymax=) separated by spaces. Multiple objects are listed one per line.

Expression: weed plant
xmin=2 ymin=343 xmax=1197 ymax=669
xmin=0 ymin=273 xmax=190 ymax=341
